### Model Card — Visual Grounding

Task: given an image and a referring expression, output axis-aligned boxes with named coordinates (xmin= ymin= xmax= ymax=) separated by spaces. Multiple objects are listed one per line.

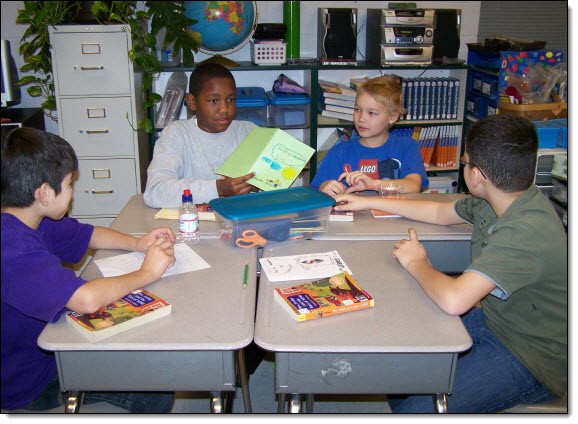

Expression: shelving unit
xmin=152 ymin=61 xmax=469 ymax=191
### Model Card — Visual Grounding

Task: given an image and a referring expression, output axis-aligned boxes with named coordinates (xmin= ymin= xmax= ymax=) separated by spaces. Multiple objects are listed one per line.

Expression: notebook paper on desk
xmin=259 ymin=250 xmax=352 ymax=283
xmin=95 ymin=243 xmax=210 ymax=278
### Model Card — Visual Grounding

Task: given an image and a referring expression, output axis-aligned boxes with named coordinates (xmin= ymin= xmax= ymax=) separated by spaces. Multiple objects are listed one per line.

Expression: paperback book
xmin=371 ymin=209 xmax=401 ymax=218
xmin=318 ymin=79 xmax=357 ymax=101
xmin=66 ymin=289 xmax=172 ymax=342
xmin=329 ymin=208 xmax=354 ymax=222
xmin=274 ymin=272 xmax=374 ymax=322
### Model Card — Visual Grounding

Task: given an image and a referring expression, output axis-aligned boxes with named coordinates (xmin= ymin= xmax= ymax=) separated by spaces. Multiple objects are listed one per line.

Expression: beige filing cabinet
xmin=49 ymin=24 xmax=149 ymax=227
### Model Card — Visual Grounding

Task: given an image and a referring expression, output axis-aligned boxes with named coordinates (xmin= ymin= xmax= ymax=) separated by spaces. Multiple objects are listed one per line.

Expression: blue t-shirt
xmin=310 ymin=131 xmax=429 ymax=191
xmin=1 ymin=213 xmax=94 ymax=410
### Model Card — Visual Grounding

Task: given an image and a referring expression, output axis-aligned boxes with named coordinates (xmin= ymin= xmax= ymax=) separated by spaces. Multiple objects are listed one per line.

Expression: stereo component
xmin=318 ymin=8 xmax=358 ymax=63
xmin=383 ymin=26 xmax=434 ymax=45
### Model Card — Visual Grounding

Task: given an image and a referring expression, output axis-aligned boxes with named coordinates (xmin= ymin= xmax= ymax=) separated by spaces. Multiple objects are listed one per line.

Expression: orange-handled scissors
xmin=235 ymin=229 xmax=267 ymax=248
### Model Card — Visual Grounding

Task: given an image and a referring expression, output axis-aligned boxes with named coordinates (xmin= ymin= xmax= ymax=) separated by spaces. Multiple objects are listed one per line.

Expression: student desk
xmin=321 ymin=193 xmax=472 ymax=274
xmin=254 ymin=239 xmax=473 ymax=413
xmin=37 ymin=218 xmax=257 ymax=413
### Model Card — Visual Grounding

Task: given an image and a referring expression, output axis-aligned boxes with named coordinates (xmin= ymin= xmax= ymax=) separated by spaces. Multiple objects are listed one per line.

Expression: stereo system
xmin=366 ymin=8 xmax=435 ymax=66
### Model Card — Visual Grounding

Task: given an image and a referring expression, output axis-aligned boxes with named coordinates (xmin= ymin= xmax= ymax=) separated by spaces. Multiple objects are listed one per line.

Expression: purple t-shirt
xmin=1 ymin=213 xmax=94 ymax=410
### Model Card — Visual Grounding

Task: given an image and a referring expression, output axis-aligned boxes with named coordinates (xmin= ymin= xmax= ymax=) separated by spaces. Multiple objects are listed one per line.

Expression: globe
xmin=184 ymin=1 xmax=257 ymax=55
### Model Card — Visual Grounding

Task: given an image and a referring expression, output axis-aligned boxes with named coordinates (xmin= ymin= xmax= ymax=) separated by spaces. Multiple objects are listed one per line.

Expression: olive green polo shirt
xmin=454 ymin=185 xmax=568 ymax=397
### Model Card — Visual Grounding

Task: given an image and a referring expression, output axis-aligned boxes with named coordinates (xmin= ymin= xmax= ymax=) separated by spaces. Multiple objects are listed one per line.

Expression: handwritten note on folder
xmin=216 ymin=127 xmax=315 ymax=191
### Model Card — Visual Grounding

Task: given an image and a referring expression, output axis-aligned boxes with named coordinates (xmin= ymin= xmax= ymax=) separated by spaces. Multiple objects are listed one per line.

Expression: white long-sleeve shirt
xmin=143 ymin=117 xmax=256 ymax=207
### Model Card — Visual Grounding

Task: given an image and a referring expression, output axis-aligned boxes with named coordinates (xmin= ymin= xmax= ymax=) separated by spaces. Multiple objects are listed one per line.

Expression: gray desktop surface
xmin=322 ymin=192 xmax=472 ymax=241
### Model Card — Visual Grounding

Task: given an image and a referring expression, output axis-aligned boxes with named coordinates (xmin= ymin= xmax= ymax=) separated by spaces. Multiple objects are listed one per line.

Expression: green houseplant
xmin=16 ymin=1 xmax=200 ymax=132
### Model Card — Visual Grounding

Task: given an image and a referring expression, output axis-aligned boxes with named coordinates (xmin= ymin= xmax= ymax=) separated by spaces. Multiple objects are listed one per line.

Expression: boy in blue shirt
xmin=334 ymin=114 xmax=567 ymax=412
xmin=311 ymin=76 xmax=428 ymax=195
xmin=1 ymin=128 xmax=176 ymax=412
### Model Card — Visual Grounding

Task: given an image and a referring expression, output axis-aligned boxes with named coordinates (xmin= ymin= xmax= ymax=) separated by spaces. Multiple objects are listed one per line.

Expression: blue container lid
xmin=236 ymin=87 xmax=269 ymax=107
xmin=267 ymin=90 xmax=311 ymax=105
xmin=209 ymin=187 xmax=335 ymax=221
xmin=532 ymin=118 xmax=567 ymax=129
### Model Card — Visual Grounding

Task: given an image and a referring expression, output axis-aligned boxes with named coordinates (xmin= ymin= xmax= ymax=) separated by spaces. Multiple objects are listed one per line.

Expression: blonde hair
xmin=356 ymin=75 xmax=406 ymax=116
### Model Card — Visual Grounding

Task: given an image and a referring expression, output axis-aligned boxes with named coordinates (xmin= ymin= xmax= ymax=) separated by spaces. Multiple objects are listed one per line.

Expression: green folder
xmin=216 ymin=127 xmax=315 ymax=191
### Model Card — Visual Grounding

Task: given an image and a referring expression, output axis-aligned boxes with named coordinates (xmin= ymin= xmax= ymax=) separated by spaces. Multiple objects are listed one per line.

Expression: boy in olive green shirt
xmin=334 ymin=114 xmax=567 ymax=412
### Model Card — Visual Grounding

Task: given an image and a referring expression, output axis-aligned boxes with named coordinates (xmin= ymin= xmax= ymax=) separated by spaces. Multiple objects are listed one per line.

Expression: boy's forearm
xmin=403 ymin=259 xmax=464 ymax=315
xmin=67 ymin=269 xmax=158 ymax=314
xmin=377 ymin=199 xmax=460 ymax=225
xmin=89 ymin=226 xmax=139 ymax=252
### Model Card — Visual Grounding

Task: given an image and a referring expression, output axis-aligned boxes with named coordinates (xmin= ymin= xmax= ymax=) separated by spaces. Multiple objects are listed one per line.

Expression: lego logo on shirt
xmin=358 ymin=160 xmax=379 ymax=179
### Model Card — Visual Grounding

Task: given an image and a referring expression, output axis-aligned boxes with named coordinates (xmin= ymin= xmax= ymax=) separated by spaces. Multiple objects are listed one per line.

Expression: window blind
xmin=478 ymin=1 xmax=568 ymax=52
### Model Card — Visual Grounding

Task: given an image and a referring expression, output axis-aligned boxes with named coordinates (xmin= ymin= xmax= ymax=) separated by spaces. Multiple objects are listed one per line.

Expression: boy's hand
xmin=137 ymin=227 xmax=175 ymax=253
xmin=338 ymin=171 xmax=377 ymax=193
xmin=141 ymin=237 xmax=176 ymax=279
xmin=216 ymin=173 xmax=257 ymax=197
xmin=319 ymin=180 xmax=346 ymax=196
xmin=333 ymin=194 xmax=371 ymax=211
xmin=391 ymin=228 xmax=431 ymax=271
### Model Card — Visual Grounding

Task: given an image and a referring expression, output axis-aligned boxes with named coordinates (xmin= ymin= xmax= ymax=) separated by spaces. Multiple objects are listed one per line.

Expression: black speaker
xmin=318 ymin=8 xmax=357 ymax=60
xmin=433 ymin=9 xmax=461 ymax=59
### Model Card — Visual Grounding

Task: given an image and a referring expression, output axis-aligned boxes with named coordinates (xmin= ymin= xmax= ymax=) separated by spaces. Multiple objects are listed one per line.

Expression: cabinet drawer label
xmin=87 ymin=107 xmax=106 ymax=118
xmin=92 ymin=168 xmax=111 ymax=179
xmin=81 ymin=42 xmax=101 ymax=54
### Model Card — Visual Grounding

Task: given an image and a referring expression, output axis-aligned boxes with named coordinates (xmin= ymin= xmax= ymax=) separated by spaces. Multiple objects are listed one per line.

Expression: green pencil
xmin=243 ymin=264 xmax=249 ymax=290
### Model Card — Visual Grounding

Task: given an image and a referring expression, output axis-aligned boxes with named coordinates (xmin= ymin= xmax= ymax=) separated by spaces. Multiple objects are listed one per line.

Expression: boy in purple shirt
xmin=1 ymin=128 xmax=176 ymax=412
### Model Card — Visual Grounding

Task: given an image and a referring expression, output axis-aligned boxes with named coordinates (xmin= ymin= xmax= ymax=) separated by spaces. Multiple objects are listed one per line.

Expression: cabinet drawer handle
xmin=77 ymin=65 xmax=104 ymax=70
xmin=84 ymin=129 xmax=109 ymax=134
xmin=88 ymin=189 xmax=114 ymax=194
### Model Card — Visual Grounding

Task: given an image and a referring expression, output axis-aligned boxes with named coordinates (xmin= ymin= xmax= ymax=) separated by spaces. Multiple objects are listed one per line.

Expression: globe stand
xmin=197 ymin=54 xmax=240 ymax=68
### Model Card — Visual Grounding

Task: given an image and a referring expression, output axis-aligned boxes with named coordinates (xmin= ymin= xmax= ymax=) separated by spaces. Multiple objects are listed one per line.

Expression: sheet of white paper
xmin=259 ymin=250 xmax=353 ymax=283
xmin=95 ymin=243 xmax=211 ymax=278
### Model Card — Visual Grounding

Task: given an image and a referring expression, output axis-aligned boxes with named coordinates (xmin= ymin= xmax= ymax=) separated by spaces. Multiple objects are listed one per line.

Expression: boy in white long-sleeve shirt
xmin=144 ymin=63 xmax=257 ymax=207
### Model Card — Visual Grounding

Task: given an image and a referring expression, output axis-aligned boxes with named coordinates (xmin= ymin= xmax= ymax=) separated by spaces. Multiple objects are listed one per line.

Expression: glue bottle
xmin=178 ymin=189 xmax=199 ymax=244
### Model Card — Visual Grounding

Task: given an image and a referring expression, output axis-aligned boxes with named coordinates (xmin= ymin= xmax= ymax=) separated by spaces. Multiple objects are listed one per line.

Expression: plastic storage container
xmin=266 ymin=91 xmax=310 ymax=128
xmin=235 ymin=87 xmax=269 ymax=127
xmin=533 ymin=119 xmax=568 ymax=148
xmin=250 ymin=41 xmax=287 ymax=65
xmin=209 ymin=187 xmax=335 ymax=248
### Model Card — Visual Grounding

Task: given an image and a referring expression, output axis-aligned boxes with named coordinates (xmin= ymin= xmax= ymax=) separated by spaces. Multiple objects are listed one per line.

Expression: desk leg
xmin=210 ymin=392 xmax=224 ymax=413
xmin=433 ymin=393 xmax=448 ymax=413
xmin=277 ymin=393 xmax=302 ymax=413
xmin=305 ymin=394 xmax=314 ymax=413
xmin=289 ymin=393 xmax=302 ymax=413
xmin=237 ymin=348 xmax=252 ymax=413
xmin=277 ymin=394 xmax=286 ymax=413
xmin=65 ymin=391 xmax=82 ymax=413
